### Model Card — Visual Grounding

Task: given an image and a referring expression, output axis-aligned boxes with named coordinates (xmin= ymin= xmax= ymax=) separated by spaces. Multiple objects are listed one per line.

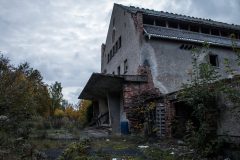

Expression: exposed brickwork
xmin=131 ymin=12 xmax=143 ymax=33
xmin=123 ymin=66 xmax=161 ymax=131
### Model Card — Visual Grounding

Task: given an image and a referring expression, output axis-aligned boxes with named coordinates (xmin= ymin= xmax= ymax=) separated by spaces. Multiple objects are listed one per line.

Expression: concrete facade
xmin=80 ymin=4 xmax=240 ymax=137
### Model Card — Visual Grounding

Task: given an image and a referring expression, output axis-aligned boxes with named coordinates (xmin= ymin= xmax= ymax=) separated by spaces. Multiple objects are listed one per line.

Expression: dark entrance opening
xmin=171 ymin=101 xmax=197 ymax=138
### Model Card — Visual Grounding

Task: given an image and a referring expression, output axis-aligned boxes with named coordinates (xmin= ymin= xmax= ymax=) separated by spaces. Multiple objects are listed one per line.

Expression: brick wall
xmin=123 ymin=66 xmax=161 ymax=130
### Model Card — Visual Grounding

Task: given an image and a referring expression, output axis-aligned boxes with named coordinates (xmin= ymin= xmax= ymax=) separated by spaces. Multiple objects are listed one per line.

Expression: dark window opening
xmin=180 ymin=44 xmax=194 ymax=50
xmin=179 ymin=23 xmax=189 ymax=30
xmin=201 ymin=27 xmax=210 ymax=34
xmin=172 ymin=102 xmax=197 ymax=138
xmin=179 ymin=44 xmax=184 ymax=49
xmin=112 ymin=71 xmax=115 ymax=75
xmin=110 ymin=50 xmax=113 ymax=59
xmin=190 ymin=25 xmax=199 ymax=32
xmin=211 ymin=28 xmax=220 ymax=36
xmin=155 ymin=19 xmax=166 ymax=27
xmin=221 ymin=30 xmax=230 ymax=37
xmin=234 ymin=32 xmax=240 ymax=39
xmin=116 ymin=41 xmax=119 ymax=51
xmin=118 ymin=36 xmax=121 ymax=49
xmin=124 ymin=59 xmax=128 ymax=74
xmin=168 ymin=21 xmax=178 ymax=29
xmin=184 ymin=45 xmax=189 ymax=49
xmin=143 ymin=15 xmax=154 ymax=25
xmin=117 ymin=66 xmax=120 ymax=75
xmin=107 ymin=54 xmax=110 ymax=63
xmin=188 ymin=45 xmax=193 ymax=50
xmin=209 ymin=54 xmax=219 ymax=67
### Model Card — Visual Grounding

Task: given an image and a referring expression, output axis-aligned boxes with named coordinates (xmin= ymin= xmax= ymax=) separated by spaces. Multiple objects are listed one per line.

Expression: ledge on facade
xmin=78 ymin=73 xmax=148 ymax=100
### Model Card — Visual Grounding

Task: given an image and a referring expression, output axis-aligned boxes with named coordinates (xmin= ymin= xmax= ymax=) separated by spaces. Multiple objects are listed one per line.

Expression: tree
xmin=49 ymin=81 xmax=63 ymax=116
xmin=0 ymin=55 xmax=53 ymax=139
xmin=179 ymin=42 xmax=240 ymax=157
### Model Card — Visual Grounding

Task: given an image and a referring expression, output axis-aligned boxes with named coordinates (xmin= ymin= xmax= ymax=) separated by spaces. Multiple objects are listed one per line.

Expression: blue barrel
xmin=121 ymin=121 xmax=129 ymax=134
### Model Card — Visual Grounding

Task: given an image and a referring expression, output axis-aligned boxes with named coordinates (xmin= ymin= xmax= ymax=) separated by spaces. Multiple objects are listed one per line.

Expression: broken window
xmin=143 ymin=15 xmax=154 ymax=25
xmin=107 ymin=54 xmax=110 ymax=63
xmin=201 ymin=27 xmax=210 ymax=34
xmin=155 ymin=19 xmax=166 ymax=27
xmin=179 ymin=23 xmax=189 ymax=30
xmin=124 ymin=59 xmax=128 ymax=74
xmin=234 ymin=32 xmax=240 ymax=39
xmin=190 ymin=25 xmax=199 ymax=32
xmin=168 ymin=21 xmax=178 ymax=29
xmin=112 ymin=71 xmax=115 ymax=75
xmin=209 ymin=54 xmax=219 ymax=67
xmin=211 ymin=28 xmax=220 ymax=36
xmin=117 ymin=66 xmax=120 ymax=75
xmin=221 ymin=30 xmax=230 ymax=37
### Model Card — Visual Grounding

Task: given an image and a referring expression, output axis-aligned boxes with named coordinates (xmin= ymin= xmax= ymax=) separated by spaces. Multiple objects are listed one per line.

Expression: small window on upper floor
xmin=117 ymin=66 xmax=120 ymax=75
xmin=211 ymin=29 xmax=220 ymax=36
xmin=234 ymin=32 xmax=240 ymax=39
xmin=168 ymin=21 xmax=178 ymax=29
xmin=201 ymin=27 xmax=210 ymax=34
xmin=110 ymin=50 xmax=113 ymax=59
xmin=155 ymin=19 xmax=166 ymax=27
xmin=179 ymin=23 xmax=189 ymax=30
xmin=107 ymin=54 xmax=110 ymax=63
xmin=221 ymin=30 xmax=230 ymax=37
xmin=143 ymin=15 xmax=154 ymax=25
xmin=209 ymin=54 xmax=219 ymax=67
xmin=112 ymin=29 xmax=115 ymax=43
xmin=124 ymin=59 xmax=128 ymax=74
xmin=190 ymin=25 xmax=199 ymax=32
xmin=118 ymin=36 xmax=121 ymax=49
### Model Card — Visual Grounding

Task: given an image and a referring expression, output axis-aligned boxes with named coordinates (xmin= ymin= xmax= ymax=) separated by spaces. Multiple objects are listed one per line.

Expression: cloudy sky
xmin=0 ymin=0 xmax=240 ymax=104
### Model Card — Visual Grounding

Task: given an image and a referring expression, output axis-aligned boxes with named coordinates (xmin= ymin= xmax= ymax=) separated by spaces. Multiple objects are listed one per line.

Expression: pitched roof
xmin=116 ymin=4 xmax=240 ymax=31
xmin=144 ymin=24 xmax=240 ymax=47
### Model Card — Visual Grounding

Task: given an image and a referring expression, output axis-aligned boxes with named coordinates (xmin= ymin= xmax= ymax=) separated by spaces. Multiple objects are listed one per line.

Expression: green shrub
xmin=58 ymin=140 xmax=90 ymax=160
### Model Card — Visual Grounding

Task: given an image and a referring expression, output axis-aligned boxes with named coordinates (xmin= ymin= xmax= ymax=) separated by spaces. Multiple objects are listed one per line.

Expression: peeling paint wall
xmin=140 ymin=38 xmax=240 ymax=94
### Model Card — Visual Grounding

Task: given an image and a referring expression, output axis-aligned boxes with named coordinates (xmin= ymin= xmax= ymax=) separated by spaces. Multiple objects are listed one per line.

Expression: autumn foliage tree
xmin=0 ymin=54 xmax=53 ymax=139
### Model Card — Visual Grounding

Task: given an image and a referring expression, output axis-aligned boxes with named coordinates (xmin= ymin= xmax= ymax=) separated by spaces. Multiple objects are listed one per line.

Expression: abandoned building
xmin=79 ymin=4 xmax=240 ymax=140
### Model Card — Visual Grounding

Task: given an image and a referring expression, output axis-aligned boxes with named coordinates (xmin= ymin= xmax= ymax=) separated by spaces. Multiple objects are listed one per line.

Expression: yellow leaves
xmin=54 ymin=108 xmax=65 ymax=118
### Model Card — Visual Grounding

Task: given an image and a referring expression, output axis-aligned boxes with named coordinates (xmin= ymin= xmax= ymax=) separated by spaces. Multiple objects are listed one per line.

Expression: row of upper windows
xmin=143 ymin=15 xmax=240 ymax=39
xmin=107 ymin=36 xmax=122 ymax=63
xmin=112 ymin=59 xmax=128 ymax=75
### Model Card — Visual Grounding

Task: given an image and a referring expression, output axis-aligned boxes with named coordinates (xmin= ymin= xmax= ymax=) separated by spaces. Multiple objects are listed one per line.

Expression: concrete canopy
xmin=78 ymin=73 xmax=124 ymax=100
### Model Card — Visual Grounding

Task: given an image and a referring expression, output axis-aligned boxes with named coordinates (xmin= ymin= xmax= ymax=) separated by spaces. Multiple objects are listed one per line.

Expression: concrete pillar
xmin=107 ymin=92 xmax=121 ymax=135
